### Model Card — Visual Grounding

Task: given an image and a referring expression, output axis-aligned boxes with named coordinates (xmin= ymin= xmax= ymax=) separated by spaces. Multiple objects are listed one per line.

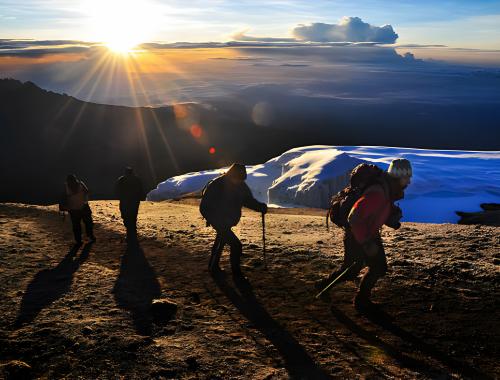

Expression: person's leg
xmin=355 ymin=238 xmax=387 ymax=308
xmin=209 ymin=231 xmax=225 ymax=271
xmin=120 ymin=204 xmax=133 ymax=242
xmin=129 ymin=202 xmax=139 ymax=240
xmin=317 ymin=230 xmax=364 ymax=290
xmin=82 ymin=204 xmax=95 ymax=240
xmin=69 ymin=210 xmax=83 ymax=244
xmin=225 ymin=230 xmax=243 ymax=277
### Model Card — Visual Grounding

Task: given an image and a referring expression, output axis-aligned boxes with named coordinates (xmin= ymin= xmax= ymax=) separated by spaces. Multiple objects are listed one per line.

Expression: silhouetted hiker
xmin=63 ymin=174 xmax=95 ymax=245
xmin=317 ymin=159 xmax=412 ymax=311
xmin=200 ymin=163 xmax=267 ymax=277
xmin=115 ymin=167 xmax=145 ymax=245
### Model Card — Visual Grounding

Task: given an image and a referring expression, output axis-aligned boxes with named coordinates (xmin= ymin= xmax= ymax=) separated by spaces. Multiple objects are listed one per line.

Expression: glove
xmin=385 ymin=204 xmax=402 ymax=229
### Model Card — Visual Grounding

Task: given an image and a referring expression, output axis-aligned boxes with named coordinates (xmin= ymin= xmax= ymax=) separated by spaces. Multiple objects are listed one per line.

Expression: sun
xmin=84 ymin=0 xmax=161 ymax=53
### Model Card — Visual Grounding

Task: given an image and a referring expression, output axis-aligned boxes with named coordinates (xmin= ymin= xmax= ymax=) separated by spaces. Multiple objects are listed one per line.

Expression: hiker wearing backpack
xmin=200 ymin=163 xmax=267 ymax=278
xmin=63 ymin=174 xmax=96 ymax=245
xmin=115 ymin=167 xmax=145 ymax=245
xmin=317 ymin=159 xmax=412 ymax=311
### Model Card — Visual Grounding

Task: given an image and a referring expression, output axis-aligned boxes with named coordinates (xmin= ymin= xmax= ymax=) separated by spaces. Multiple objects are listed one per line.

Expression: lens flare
xmin=190 ymin=124 xmax=203 ymax=138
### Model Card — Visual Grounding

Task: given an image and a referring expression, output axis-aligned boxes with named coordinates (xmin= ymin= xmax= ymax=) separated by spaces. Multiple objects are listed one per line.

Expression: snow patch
xmin=147 ymin=145 xmax=500 ymax=223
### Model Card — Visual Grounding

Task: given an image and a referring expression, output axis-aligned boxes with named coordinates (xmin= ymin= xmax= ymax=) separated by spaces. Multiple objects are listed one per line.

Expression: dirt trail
xmin=0 ymin=201 xmax=498 ymax=379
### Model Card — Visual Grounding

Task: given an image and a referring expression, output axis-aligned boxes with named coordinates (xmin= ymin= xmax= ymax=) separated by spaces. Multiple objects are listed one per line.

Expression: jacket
xmin=65 ymin=181 xmax=89 ymax=211
xmin=347 ymin=183 xmax=392 ymax=244
xmin=115 ymin=174 xmax=145 ymax=204
xmin=200 ymin=175 xmax=265 ymax=229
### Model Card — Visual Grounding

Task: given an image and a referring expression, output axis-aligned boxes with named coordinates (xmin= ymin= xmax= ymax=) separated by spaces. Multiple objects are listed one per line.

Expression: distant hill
xmin=0 ymin=78 xmax=498 ymax=203
xmin=0 ymin=79 xmax=322 ymax=203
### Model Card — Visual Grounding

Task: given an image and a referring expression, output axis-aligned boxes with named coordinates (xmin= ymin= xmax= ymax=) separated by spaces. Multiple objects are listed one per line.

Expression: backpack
xmin=326 ymin=163 xmax=386 ymax=229
xmin=58 ymin=191 xmax=68 ymax=212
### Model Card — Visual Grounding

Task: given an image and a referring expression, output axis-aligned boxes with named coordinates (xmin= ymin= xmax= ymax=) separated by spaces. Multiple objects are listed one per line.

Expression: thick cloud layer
xmin=293 ymin=17 xmax=398 ymax=43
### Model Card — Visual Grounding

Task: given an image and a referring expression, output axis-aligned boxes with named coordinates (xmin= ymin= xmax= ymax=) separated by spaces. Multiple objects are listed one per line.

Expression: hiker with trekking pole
xmin=316 ymin=159 xmax=412 ymax=312
xmin=199 ymin=163 xmax=268 ymax=279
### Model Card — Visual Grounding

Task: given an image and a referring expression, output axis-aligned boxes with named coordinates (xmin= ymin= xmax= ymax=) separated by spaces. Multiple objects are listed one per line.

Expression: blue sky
xmin=1 ymin=0 xmax=500 ymax=48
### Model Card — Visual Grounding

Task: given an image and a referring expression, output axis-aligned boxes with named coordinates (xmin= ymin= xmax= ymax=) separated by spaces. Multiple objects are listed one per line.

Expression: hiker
xmin=317 ymin=159 xmax=412 ymax=311
xmin=63 ymin=174 xmax=95 ymax=245
xmin=115 ymin=167 xmax=145 ymax=244
xmin=200 ymin=163 xmax=267 ymax=277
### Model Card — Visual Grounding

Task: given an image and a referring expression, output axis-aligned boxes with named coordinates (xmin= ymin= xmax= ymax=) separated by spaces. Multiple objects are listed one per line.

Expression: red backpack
xmin=326 ymin=164 xmax=386 ymax=229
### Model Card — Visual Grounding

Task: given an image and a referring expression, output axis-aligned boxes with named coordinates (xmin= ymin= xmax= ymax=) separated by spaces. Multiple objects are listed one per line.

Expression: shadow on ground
xmin=212 ymin=272 xmax=331 ymax=379
xmin=335 ymin=305 xmax=492 ymax=380
xmin=14 ymin=242 xmax=93 ymax=328
xmin=112 ymin=243 xmax=161 ymax=336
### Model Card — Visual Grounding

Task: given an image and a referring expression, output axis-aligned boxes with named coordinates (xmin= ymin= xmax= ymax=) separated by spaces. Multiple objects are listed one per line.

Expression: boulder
xmin=2 ymin=360 xmax=33 ymax=380
xmin=150 ymin=298 xmax=177 ymax=324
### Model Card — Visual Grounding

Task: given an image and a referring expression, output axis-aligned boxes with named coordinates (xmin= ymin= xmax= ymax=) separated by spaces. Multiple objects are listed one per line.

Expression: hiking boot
xmin=353 ymin=293 xmax=377 ymax=313
xmin=209 ymin=262 xmax=225 ymax=275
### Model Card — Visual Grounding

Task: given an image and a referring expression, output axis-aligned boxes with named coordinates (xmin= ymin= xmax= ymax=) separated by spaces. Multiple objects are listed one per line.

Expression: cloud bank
xmin=293 ymin=17 xmax=398 ymax=43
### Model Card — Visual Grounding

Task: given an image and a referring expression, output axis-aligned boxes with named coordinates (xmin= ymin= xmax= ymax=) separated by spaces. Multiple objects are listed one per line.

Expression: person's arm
xmin=242 ymin=183 xmax=267 ymax=213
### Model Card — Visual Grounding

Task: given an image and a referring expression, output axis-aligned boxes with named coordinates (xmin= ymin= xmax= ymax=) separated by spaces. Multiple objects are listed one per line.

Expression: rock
xmin=186 ymin=356 xmax=199 ymax=370
xmin=189 ymin=292 xmax=201 ymax=304
xmin=456 ymin=207 xmax=500 ymax=226
xmin=2 ymin=360 xmax=33 ymax=380
xmin=481 ymin=203 xmax=500 ymax=211
xmin=82 ymin=326 xmax=93 ymax=336
xmin=151 ymin=298 xmax=177 ymax=324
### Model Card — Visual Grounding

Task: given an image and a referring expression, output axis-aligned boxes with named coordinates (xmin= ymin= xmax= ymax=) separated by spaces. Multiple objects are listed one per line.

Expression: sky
xmin=1 ymin=0 xmax=500 ymax=49
xmin=1 ymin=0 xmax=499 ymax=150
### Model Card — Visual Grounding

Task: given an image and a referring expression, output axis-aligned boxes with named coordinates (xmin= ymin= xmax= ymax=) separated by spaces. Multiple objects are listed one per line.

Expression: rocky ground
xmin=0 ymin=201 xmax=499 ymax=379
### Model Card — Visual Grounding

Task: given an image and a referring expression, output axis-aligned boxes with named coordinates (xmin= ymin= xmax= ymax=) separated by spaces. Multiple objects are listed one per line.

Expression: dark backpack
xmin=326 ymin=164 xmax=385 ymax=229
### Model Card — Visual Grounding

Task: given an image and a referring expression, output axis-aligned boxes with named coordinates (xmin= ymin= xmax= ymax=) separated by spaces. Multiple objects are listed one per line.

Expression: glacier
xmin=147 ymin=146 xmax=500 ymax=223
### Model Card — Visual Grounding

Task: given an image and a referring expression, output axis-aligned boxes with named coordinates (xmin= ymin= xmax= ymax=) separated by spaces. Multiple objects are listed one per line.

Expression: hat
xmin=387 ymin=158 xmax=412 ymax=178
xmin=226 ymin=163 xmax=247 ymax=180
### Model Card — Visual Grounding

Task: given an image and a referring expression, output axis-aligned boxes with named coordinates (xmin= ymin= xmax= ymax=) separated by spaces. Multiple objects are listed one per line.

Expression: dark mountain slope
xmin=0 ymin=79 xmax=322 ymax=203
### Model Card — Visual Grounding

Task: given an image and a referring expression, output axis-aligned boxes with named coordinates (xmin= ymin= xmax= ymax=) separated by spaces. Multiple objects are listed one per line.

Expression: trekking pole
xmin=262 ymin=212 xmax=266 ymax=268
xmin=314 ymin=262 xmax=357 ymax=300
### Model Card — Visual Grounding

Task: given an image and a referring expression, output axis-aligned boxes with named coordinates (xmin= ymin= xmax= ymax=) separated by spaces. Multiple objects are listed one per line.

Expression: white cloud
xmin=293 ymin=17 xmax=398 ymax=43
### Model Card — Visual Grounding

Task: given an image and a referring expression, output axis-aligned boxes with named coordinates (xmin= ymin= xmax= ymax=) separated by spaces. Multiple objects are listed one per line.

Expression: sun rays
xmin=83 ymin=0 xmax=162 ymax=54
xmin=49 ymin=47 xmax=191 ymax=180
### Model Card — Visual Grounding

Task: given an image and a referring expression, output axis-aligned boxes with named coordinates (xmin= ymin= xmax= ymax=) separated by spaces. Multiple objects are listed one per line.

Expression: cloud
xmin=232 ymin=31 xmax=296 ymax=43
xmin=293 ymin=17 xmax=398 ymax=43
xmin=0 ymin=39 xmax=101 ymax=57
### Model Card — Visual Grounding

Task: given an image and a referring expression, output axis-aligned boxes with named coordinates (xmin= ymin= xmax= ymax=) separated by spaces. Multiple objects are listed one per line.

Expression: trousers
xmin=69 ymin=204 xmax=94 ymax=243
xmin=209 ymin=228 xmax=243 ymax=275
xmin=328 ymin=229 xmax=387 ymax=298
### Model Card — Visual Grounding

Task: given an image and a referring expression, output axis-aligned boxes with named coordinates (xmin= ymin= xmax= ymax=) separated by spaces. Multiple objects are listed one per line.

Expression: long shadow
xmin=329 ymin=305 xmax=491 ymax=379
xmin=14 ymin=242 xmax=92 ymax=327
xmin=212 ymin=273 xmax=331 ymax=380
xmin=113 ymin=243 xmax=161 ymax=336
xmin=360 ymin=307 xmax=492 ymax=380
